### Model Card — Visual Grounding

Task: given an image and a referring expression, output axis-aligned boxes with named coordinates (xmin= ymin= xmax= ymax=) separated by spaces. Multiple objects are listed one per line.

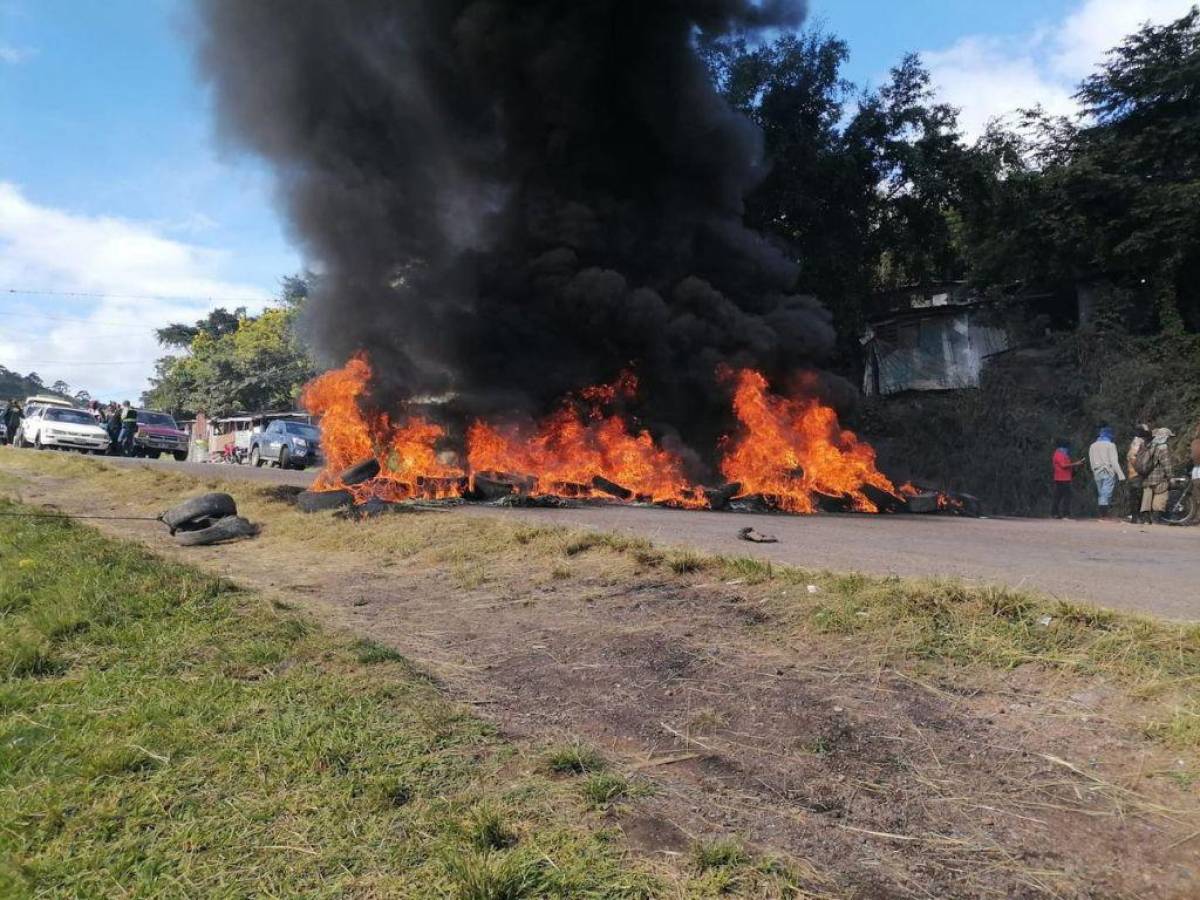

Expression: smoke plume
xmin=193 ymin=0 xmax=831 ymax=464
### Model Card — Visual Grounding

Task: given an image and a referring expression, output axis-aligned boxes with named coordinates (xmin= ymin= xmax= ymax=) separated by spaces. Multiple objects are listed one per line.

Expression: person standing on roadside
xmin=118 ymin=401 xmax=138 ymax=456
xmin=1125 ymin=424 xmax=1152 ymax=522
xmin=3 ymin=399 xmax=21 ymax=446
xmin=1140 ymin=427 xmax=1175 ymax=524
xmin=1088 ymin=425 xmax=1124 ymax=520
xmin=1051 ymin=439 xmax=1084 ymax=519
xmin=106 ymin=403 xmax=122 ymax=454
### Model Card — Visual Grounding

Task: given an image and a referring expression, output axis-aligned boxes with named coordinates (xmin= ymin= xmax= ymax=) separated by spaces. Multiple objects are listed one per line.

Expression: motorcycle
xmin=211 ymin=444 xmax=248 ymax=466
xmin=1163 ymin=468 xmax=1199 ymax=526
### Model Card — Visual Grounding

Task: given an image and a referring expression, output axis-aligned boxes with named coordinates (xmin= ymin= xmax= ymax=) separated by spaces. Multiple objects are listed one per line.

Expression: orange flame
xmin=302 ymin=355 xmax=909 ymax=514
xmin=301 ymin=354 xmax=463 ymax=501
xmin=719 ymin=368 xmax=897 ymax=513
xmin=466 ymin=372 xmax=702 ymax=505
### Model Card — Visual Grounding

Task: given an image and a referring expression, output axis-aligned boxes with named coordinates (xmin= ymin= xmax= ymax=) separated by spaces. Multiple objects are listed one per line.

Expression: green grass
xmin=1147 ymin=706 xmax=1200 ymax=749
xmin=545 ymin=743 xmax=607 ymax=775
xmin=788 ymin=575 xmax=1200 ymax=686
xmin=693 ymin=838 xmax=752 ymax=872
xmin=352 ymin=637 xmax=407 ymax=665
xmin=0 ymin=498 xmax=670 ymax=898
xmin=582 ymin=773 xmax=632 ymax=808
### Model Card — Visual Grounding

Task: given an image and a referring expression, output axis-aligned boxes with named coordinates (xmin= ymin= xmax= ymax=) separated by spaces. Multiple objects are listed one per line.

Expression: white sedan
xmin=20 ymin=406 xmax=111 ymax=453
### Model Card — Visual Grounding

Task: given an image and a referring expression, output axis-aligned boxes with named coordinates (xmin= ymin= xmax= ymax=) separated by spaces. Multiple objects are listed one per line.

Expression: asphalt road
xmin=103 ymin=455 xmax=1199 ymax=619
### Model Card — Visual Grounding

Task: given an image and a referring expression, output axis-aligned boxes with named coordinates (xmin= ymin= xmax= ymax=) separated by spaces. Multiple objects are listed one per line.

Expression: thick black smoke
xmin=194 ymin=0 xmax=832 ymax=463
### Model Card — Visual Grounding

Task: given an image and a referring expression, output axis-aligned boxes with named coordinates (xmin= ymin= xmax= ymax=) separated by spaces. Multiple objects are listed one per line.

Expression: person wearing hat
xmin=1087 ymin=425 xmax=1124 ymax=520
xmin=1125 ymin=423 xmax=1152 ymax=522
xmin=1139 ymin=427 xmax=1175 ymax=524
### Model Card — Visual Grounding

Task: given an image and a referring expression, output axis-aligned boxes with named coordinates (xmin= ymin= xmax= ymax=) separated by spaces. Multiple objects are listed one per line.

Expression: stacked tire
xmin=160 ymin=492 xmax=259 ymax=545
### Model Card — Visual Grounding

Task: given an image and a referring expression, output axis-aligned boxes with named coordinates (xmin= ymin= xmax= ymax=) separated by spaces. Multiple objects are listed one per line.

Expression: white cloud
xmin=1051 ymin=0 xmax=1193 ymax=79
xmin=0 ymin=182 xmax=271 ymax=400
xmin=0 ymin=43 xmax=35 ymax=64
xmin=921 ymin=0 xmax=1195 ymax=138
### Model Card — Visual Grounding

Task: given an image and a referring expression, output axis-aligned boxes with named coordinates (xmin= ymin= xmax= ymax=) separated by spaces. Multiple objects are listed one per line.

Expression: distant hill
xmin=0 ymin=366 xmax=75 ymax=405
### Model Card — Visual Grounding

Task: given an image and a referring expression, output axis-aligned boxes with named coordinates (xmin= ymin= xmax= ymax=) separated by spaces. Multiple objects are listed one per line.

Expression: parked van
xmin=23 ymin=394 xmax=73 ymax=416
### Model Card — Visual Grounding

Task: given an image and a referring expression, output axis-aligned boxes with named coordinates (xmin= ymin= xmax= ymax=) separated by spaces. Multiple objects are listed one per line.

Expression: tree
xmin=1075 ymin=7 xmax=1200 ymax=329
xmin=848 ymin=54 xmax=971 ymax=290
xmin=155 ymin=307 xmax=247 ymax=349
xmin=958 ymin=8 xmax=1200 ymax=330
xmin=706 ymin=34 xmax=975 ymax=361
xmin=708 ymin=32 xmax=874 ymax=310
xmin=26 ymin=372 xmax=42 ymax=388
xmin=143 ymin=277 xmax=318 ymax=416
xmin=51 ymin=380 xmax=70 ymax=396
xmin=73 ymin=389 xmax=92 ymax=406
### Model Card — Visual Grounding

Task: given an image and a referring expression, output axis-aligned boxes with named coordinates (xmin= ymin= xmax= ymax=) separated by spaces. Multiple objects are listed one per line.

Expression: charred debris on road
xmin=293 ymin=458 xmax=981 ymax=522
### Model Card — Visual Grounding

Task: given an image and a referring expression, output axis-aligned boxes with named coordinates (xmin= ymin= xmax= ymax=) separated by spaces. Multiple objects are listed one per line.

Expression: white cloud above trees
xmin=921 ymin=0 xmax=1195 ymax=137
xmin=0 ymin=182 xmax=269 ymax=399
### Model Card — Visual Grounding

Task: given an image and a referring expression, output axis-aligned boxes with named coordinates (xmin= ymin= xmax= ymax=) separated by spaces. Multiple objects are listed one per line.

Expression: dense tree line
xmin=0 ymin=367 xmax=80 ymax=405
xmin=706 ymin=7 xmax=1200 ymax=353
xmin=142 ymin=275 xmax=318 ymax=417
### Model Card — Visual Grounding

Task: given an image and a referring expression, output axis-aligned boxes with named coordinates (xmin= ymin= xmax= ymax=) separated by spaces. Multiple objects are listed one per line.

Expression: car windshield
xmin=46 ymin=409 xmax=96 ymax=426
xmin=137 ymin=411 xmax=179 ymax=428
xmin=284 ymin=423 xmax=320 ymax=439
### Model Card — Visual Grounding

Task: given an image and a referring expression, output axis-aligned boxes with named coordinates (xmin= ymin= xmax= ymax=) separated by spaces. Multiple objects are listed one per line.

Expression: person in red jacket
xmin=1051 ymin=439 xmax=1084 ymax=519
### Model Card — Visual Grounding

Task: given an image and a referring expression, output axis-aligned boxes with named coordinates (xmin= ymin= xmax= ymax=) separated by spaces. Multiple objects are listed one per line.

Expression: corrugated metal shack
xmin=861 ymin=283 xmax=1010 ymax=397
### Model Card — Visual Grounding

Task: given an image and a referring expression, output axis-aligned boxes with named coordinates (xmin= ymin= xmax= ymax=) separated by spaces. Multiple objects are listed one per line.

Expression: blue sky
xmin=0 ymin=0 xmax=1191 ymax=399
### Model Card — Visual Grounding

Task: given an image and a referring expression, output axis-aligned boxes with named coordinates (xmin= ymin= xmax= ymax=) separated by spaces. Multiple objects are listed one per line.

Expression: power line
xmin=0 ymin=511 xmax=164 ymax=522
xmin=4 ymin=287 xmax=270 ymax=304
xmin=4 ymin=360 xmax=159 ymax=366
xmin=0 ymin=311 xmax=161 ymax=329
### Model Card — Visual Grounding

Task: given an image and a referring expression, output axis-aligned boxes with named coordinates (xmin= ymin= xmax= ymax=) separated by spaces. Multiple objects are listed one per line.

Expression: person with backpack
xmin=1051 ymin=439 xmax=1084 ymax=519
xmin=1125 ymin=424 xmax=1152 ymax=522
xmin=1087 ymin=425 xmax=1124 ymax=520
xmin=1138 ymin=427 xmax=1174 ymax=524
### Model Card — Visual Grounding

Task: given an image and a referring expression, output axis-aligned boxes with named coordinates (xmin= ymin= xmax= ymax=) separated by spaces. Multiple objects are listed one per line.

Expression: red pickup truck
xmin=133 ymin=410 xmax=190 ymax=461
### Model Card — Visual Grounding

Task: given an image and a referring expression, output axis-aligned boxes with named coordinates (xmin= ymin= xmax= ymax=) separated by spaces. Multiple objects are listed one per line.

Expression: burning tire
xmin=161 ymin=492 xmax=238 ymax=532
xmin=176 ymin=515 xmax=259 ymax=546
xmin=339 ymin=458 xmax=381 ymax=486
xmin=296 ymin=489 xmax=355 ymax=513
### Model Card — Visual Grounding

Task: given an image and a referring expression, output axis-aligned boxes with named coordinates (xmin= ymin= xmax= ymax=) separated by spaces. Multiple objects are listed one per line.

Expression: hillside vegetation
xmin=0 ymin=367 xmax=72 ymax=405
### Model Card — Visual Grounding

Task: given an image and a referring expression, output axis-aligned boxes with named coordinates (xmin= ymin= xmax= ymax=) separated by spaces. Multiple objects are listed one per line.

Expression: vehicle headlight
xmin=43 ymin=429 xmax=58 ymax=437
xmin=294 ymin=439 xmax=307 ymax=449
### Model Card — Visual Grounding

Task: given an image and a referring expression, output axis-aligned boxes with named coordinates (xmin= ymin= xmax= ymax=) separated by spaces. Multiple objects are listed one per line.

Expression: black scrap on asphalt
xmin=288 ymin=471 xmax=983 ymax=518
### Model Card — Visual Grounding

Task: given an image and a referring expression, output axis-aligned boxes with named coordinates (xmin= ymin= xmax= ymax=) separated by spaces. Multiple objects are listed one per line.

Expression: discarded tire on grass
xmin=296 ymin=489 xmax=355 ymax=513
xmin=176 ymin=515 xmax=260 ymax=546
xmin=160 ymin=492 xmax=238 ymax=533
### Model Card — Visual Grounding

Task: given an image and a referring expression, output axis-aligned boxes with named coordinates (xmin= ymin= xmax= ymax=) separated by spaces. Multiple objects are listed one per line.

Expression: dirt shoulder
xmin=97 ymin=453 xmax=1200 ymax=620
xmin=4 ymin=449 xmax=1200 ymax=898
